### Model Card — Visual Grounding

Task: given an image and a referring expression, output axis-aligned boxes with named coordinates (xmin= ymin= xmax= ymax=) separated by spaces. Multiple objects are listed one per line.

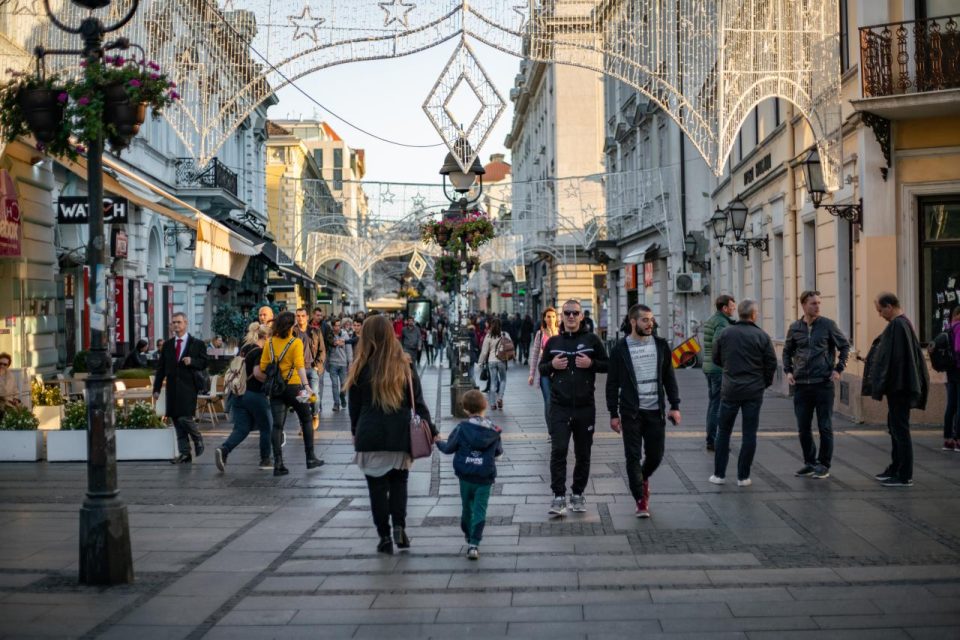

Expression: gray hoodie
xmin=327 ymin=329 xmax=353 ymax=367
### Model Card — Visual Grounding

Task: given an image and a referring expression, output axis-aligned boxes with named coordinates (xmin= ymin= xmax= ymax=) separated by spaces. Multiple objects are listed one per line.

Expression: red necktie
xmin=175 ymin=338 xmax=183 ymax=361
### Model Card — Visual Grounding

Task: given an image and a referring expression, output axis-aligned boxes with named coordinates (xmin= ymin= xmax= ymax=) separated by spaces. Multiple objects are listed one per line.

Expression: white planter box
xmin=46 ymin=430 xmax=87 ymax=462
xmin=46 ymin=428 xmax=177 ymax=461
xmin=0 ymin=431 xmax=43 ymax=461
xmin=34 ymin=406 xmax=62 ymax=431
xmin=116 ymin=428 xmax=177 ymax=460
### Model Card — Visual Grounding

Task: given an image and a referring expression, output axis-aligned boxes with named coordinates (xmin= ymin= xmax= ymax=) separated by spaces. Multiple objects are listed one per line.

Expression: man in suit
xmin=153 ymin=312 xmax=209 ymax=463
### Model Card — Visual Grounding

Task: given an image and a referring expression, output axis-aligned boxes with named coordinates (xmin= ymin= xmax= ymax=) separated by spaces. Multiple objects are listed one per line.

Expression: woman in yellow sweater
xmin=258 ymin=311 xmax=322 ymax=476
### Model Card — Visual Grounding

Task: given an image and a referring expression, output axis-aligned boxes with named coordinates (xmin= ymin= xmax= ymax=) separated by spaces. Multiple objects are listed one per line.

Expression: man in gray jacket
xmin=401 ymin=316 xmax=422 ymax=362
xmin=783 ymin=291 xmax=850 ymax=480
xmin=709 ymin=299 xmax=777 ymax=487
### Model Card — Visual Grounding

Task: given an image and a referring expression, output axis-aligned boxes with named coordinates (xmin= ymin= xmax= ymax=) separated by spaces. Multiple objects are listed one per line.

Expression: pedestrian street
xmin=1 ymin=363 xmax=959 ymax=639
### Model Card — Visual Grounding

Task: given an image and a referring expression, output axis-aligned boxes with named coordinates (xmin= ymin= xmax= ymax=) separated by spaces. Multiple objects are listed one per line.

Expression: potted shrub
xmin=115 ymin=401 xmax=176 ymax=461
xmin=0 ymin=405 xmax=42 ymax=461
xmin=30 ymin=378 xmax=63 ymax=430
xmin=45 ymin=400 xmax=88 ymax=462
xmin=115 ymin=368 xmax=154 ymax=388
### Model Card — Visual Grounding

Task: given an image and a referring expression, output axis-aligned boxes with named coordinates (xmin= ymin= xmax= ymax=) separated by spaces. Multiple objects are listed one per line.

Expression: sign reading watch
xmin=56 ymin=196 xmax=129 ymax=224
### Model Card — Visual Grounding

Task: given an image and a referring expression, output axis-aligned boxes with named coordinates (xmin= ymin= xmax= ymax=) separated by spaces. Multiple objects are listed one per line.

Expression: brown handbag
xmin=408 ymin=373 xmax=433 ymax=459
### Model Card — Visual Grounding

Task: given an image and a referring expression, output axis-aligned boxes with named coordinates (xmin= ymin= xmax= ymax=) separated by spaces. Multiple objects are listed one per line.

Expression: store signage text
xmin=56 ymin=196 xmax=129 ymax=224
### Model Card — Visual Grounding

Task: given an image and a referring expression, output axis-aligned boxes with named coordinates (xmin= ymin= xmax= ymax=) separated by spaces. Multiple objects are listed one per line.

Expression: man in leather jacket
xmin=783 ymin=291 xmax=850 ymax=480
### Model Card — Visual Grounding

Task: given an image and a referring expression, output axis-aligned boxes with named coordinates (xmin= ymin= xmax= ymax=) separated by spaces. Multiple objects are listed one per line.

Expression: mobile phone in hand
xmin=667 ymin=414 xmax=677 ymax=426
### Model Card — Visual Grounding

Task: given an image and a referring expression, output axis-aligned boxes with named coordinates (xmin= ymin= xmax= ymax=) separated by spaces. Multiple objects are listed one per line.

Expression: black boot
xmin=273 ymin=452 xmax=289 ymax=477
xmin=393 ymin=526 xmax=411 ymax=550
xmin=377 ymin=536 xmax=393 ymax=554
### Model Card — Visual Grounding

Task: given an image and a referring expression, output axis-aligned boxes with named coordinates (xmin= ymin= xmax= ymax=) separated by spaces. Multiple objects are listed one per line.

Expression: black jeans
xmin=705 ymin=372 xmax=722 ymax=446
xmin=549 ymin=404 xmax=596 ymax=497
xmin=886 ymin=393 xmax=913 ymax=481
xmin=944 ymin=379 xmax=960 ymax=439
xmin=621 ymin=410 xmax=665 ymax=501
xmin=714 ymin=396 xmax=763 ymax=481
xmin=365 ymin=469 xmax=409 ymax=537
xmin=793 ymin=381 xmax=835 ymax=467
xmin=173 ymin=415 xmax=202 ymax=456
xmin=270 ymin=384 xmax=316 ymax=461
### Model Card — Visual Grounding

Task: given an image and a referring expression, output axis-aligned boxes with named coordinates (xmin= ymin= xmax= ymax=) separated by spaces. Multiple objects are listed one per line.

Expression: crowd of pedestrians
xmin=145 ymin=287 xmax=942 ymax=559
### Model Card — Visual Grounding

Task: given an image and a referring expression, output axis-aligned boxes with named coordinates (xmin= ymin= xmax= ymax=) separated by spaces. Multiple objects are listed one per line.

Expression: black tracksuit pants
xmin=621 ymin=410 xmax=665 ymax=501
xmin=549 ymin=403 xmax=596 ymax=497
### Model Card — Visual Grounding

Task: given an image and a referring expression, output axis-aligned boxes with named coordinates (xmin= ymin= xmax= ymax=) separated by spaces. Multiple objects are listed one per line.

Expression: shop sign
xmin=56 ymin=196 xmax=128 ymax=224
xmin=115 ymin=276 xmax=125 ymax=344
xmin=624 ymin=264 xmax=637 ymax=290
xmin=0 ymin=170 xmax=22 ymax=257
xmin=643 ymin=262 xmax=654 ymax=288
xmin=112 ymin=229 xmax=128 ymax=258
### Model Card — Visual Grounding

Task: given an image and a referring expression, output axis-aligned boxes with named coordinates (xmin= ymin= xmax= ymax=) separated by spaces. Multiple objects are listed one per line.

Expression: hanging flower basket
xmin=433 ymin=255 xmax=480 ymax=293
xmin=421 ymin=210 xmax=496 ymax=251
xmin=102 ymin=82 xmax=146 ymax=150
xmin=18 ymin=87 xmax=64 ymax=143
xmin=0 ymin=73 xmax=72 ymax=154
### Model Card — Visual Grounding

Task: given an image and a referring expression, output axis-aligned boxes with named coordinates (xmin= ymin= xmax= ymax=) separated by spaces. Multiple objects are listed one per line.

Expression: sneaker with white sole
xmin=795 ymin=464 xmax=816 ymax=477
xmin=708 ymin=475 xmax=726 ymax=485
xmin=569 ymin=494 xmax=587 ymax=513
xmin=874 ymin=468 xmax=895 ymax=481
xmin=811 ymin=464 xmax=830 ymax=479
xmin=881 ymin=477 xmax=913 ymax=487
xmin=466 ymin=546 xmax=479 ymax=560
xmin=259 ymin=458 xmax=273 ymax=470
xmin=737 ymin=478 xmax=752 ymax=487
xmin=548 ymin=495 xmax=567 ymax=516
xmin=214 ymin=447 xmax=226 ymax=472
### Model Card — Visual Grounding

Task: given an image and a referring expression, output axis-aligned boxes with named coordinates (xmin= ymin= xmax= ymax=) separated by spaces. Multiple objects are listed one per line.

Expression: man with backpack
xmin=930 ymin=306 xmax=960 ymax=451
xmin=216 ymin=323 xmax=273 ymax=471
xmin=782 ymin=291 xmax=850 ymax=480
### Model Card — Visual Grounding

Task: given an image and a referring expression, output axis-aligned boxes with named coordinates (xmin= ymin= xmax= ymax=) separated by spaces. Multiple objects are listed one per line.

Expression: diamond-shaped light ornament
xmin=423 ymin=38 xmax=506 ymax=175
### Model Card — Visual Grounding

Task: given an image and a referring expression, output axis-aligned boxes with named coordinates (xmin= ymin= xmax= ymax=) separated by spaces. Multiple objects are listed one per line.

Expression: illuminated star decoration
xmin=411 ymin=193 xmax=426 ymax=209
xmin=288 ymin=6 xmax=326 ymax=45
xmin=564 ymin=183 xmax=581 ymax=200
xmin=381 ymin=186 xmax=396 ymax=204
xmin=378 ymin=0 xmax=415 ymax=29
xmin=1 ymin=0 xmax=36 ymax=15
xmin=581 ymin=204 xmax=598 ymax=218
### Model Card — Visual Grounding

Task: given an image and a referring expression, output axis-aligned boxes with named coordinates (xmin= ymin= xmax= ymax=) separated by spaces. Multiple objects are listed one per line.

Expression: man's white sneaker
xmin=569 ymin=494 xmax=587 ymax=513
xmin=737 ymin=478 xmax=752 ymax=487
xmin=548 ymin=496 xmax=567 ymax=516
xmin=708 ymin=475 xmax=726 ymax=485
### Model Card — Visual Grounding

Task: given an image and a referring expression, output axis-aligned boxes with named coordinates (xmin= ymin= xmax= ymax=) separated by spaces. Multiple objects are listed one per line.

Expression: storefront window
xmin=920 ymin=197 xmax=960 ymax=342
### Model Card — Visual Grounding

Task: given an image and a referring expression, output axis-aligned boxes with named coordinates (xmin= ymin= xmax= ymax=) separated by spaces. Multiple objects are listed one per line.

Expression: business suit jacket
xmin=153 ymin=333 xmax=209 ymax=418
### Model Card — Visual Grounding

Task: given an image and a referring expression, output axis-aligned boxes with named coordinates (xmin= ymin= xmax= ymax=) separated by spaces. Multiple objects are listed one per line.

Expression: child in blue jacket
xmin=436 ymin=389 xmax=503 ymax=560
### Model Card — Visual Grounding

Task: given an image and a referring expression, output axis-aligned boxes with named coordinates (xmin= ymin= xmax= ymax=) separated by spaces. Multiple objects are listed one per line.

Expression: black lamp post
xmin=41 ymin=0 xmax=140 ymax=585
xmin=710 ymin=205 xmax=729 ymax=247
xmin=721 ymin=197 xmax=768 ymax=257
xmin=439 ymin=139 xmax=484 ymax=417
xmin=801 ymin=148 xmax=862 ymax=229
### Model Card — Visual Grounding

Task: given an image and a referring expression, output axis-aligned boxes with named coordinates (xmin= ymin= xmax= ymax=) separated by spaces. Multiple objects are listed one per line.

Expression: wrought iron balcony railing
xmin=175 ymin=158 xmax=238 ymax=197
xmin=860 ymin=14 xmax=960 ymax=98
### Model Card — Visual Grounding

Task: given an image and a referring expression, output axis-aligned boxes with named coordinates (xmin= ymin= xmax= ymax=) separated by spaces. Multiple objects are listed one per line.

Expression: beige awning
xmin=54 ymin=147 xmax=260 ymax=280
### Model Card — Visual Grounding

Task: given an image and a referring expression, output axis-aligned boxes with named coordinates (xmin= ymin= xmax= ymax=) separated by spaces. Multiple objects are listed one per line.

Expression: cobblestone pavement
xmin=1 ymin=361 xmax=959 ymax=639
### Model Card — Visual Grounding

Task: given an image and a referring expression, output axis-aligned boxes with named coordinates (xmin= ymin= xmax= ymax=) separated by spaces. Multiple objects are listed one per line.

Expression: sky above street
xmin=270 ymin=38 xmax=518 ymax=185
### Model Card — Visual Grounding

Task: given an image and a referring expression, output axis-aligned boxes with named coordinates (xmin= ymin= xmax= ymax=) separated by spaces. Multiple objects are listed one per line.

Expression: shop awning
xmin=55 ymin=148 xmax=261 ymax=280
xmin=222 ymin=219 xmax=316 ymax=286
xmin=620 ymin=241 xmax=660 ymax=264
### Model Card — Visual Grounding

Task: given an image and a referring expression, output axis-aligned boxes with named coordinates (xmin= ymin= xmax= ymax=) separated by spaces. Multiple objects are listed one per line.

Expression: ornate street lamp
xmin=683 ymin=231 xmax=710 ymax=272
xmin=440 ymin=138 xmax=485 ymax=211
xmin=39 ymin=0 xmax=142 ymax=585
xmin=726 ymin=198 xmax=749 ymax=241
xmin=801 ymin=148 xmax=862 ymax=228
xmin=709 ymin=205 xmax=729 ymax=247
xmin=721 ymin=198 xmax=768 ymax=257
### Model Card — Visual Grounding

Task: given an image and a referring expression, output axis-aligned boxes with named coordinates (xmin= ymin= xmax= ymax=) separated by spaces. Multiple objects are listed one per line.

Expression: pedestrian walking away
xmin=258 ymin=311 xmax=324 ymax=476
xmin=709 ymin=299 xmax=777 ymax=487
xmin=216 ymin=322 xmax=273 ymax=472
xmin=478 ymin=317 xmax=512 ymax=410
xmin=863 ymin=292 xmax=929 ymax=488
xmin=783 ymin=290 xmax=850 ymax=480
xmin=294 ymin=308 xmax=324 ymax=430
xmin=346 ymin=314 xmax=437 ymax=555
xmin=436 ymin=390 xmax=503 ymax=560
xmin=153 ymin=312 xmax=209 ymax=463
xmin=606 ymin=304 xmax=681 ymax=518
xmin=528 ymin=307 xmax=559 ymax=426
xmin=325 ymin=317 xmax=353 ymax=412
xmin=540 ymin=299 xmax=609 ymax=516
xmin=702 ymin=295 xmax=736 ymax=452
xmin=930 ymin=306 xmax=960 ymax=452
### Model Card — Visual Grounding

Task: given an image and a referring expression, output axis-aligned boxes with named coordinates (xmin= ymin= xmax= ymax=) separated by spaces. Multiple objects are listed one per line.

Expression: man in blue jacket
xmin=606 ymin=304 xmax=681 ymax=518
xmin=783 ymin=290 xmax=850 ymax=480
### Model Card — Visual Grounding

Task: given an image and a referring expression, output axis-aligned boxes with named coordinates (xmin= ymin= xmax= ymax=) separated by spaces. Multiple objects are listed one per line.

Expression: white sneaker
xmin=548 ymin=496 xmax=567 ymax=516
xmin=737 ymin=478 xmax=752 ymax=487
xmin=708 ymin=475 xmax=726 ymax=485
xmin=569 ymin=494 xmax=587 ymax=513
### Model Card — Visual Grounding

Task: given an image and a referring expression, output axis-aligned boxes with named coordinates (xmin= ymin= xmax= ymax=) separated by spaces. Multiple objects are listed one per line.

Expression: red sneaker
xmin=636 ymin=479 xmax=651 ymax=518
xmin=944 ymin=439 xmax=956 ymax=451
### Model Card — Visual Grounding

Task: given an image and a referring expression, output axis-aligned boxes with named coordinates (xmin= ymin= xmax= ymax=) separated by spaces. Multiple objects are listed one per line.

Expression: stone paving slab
xmin=0 ymin=365 xmax=958 ymax=638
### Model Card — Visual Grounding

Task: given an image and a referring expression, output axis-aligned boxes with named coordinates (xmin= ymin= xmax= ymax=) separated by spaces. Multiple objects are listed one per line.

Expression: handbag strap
xmin=407 ymin=371 xmax=416 ymax=416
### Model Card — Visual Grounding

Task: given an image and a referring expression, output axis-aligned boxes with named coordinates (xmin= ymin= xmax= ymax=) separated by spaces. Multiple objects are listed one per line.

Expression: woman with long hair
xmin=528 ymin=307 xmax=560 ymax=423
xmin=345 ymin=314 xmax=436 ymax=554
xmin=478 ymin=317 xmax=511 ymax=410
xmin=258 ymin=311 xmax=322 ymax=476
xmin=216 ymin=322 xmax=273 ymax=472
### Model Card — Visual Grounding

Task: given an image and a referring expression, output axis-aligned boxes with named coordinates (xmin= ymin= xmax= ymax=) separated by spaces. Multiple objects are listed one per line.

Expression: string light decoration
xmin=1 ymin=0 xmax=842 ymax=186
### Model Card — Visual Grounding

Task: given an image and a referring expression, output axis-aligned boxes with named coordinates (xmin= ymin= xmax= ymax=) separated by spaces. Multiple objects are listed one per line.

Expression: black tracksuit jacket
xmin=538 ymin=325 xmax=609 ymax=407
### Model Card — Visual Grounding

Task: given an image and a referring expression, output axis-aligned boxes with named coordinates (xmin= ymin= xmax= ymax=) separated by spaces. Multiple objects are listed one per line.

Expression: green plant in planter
xmin=211 ymin=306 xmax=249 ymax=343
xmin=116 ymin=401 xmax=164 ymax=430
xmin=115 ymin=368 xmax=155 ymax=380
xmin=0 ymin=405 xmax=39 ymax=431
xmin=0 ymin=71 xmax=72 ymax=154
xmin=72 ymin=350 xmax=89 ymax=374
xmin=61 ymin=400 xmax=88 ymax=430
xmin=30 ymin=379 xmax=64 ymax=407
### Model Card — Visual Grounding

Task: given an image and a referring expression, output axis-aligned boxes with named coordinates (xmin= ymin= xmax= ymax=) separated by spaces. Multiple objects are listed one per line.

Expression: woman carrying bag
xmin=528 ymin=307 xmax=560 ymax=424
xmin=479 ymin=318 xmax=511 ymax=410
xmin=345 ymin=314 xmax=437 ymax=555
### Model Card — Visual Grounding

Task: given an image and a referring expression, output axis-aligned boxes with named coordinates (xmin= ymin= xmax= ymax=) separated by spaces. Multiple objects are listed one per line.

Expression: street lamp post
xmin=42 ymin=0 xmax=139 ymax=585
xmin=800 ymin=148 xmax=862 ymax=229
xmin=439 ymin=139 xmax=484 ymax=417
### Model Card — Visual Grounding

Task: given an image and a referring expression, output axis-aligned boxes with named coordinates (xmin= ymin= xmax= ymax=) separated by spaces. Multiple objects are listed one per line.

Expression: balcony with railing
xmin=860 ymin=14 xmax=960 ymax=102
xmin=175 ymin=158 xmax=239 ymax=198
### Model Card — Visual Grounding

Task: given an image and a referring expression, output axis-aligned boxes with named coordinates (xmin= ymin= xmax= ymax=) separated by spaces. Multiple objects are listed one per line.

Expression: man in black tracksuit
xmin=606 ymin=304 xmax=681 ymax=518
xmin=539 ymin=299 xmax=609 ymax=516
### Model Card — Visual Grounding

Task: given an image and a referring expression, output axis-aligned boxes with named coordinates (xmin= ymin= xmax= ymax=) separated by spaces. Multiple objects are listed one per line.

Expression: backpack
xmin=262 ymin=338 xmax=296 ymax=398
xmin=929 ymin=330 xmax=956 ymax=372
xmin=223 ymin=345 xmax=255 ymax=398
xmin=495 ymin=333 xmax=516 ymax=362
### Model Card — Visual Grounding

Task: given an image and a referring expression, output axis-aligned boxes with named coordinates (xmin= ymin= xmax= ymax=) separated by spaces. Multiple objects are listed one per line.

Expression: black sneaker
xmin=874 ymin=469 xmax=895 ymax=481
xmin=795 ymin=464 xmax=817 ymax=477
xmin=273 ymin=464 xmax=290 ymax=477
xmin=259 ymin=458 xmax=274 ymax=470
xmin=170 ymin=453 xmax=192 ymax=464
xmin=706 ymin=442 xmax=716 ymax=452
xmin=306 ymin=457 xmax=324 ymax=469
xmin=881 ymin=477 xmax=913 ymax=487
xmin=811 ymin=464 xmax=830 ymax=479
xmin=214 ymin=447 xmax=226 ymax=472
